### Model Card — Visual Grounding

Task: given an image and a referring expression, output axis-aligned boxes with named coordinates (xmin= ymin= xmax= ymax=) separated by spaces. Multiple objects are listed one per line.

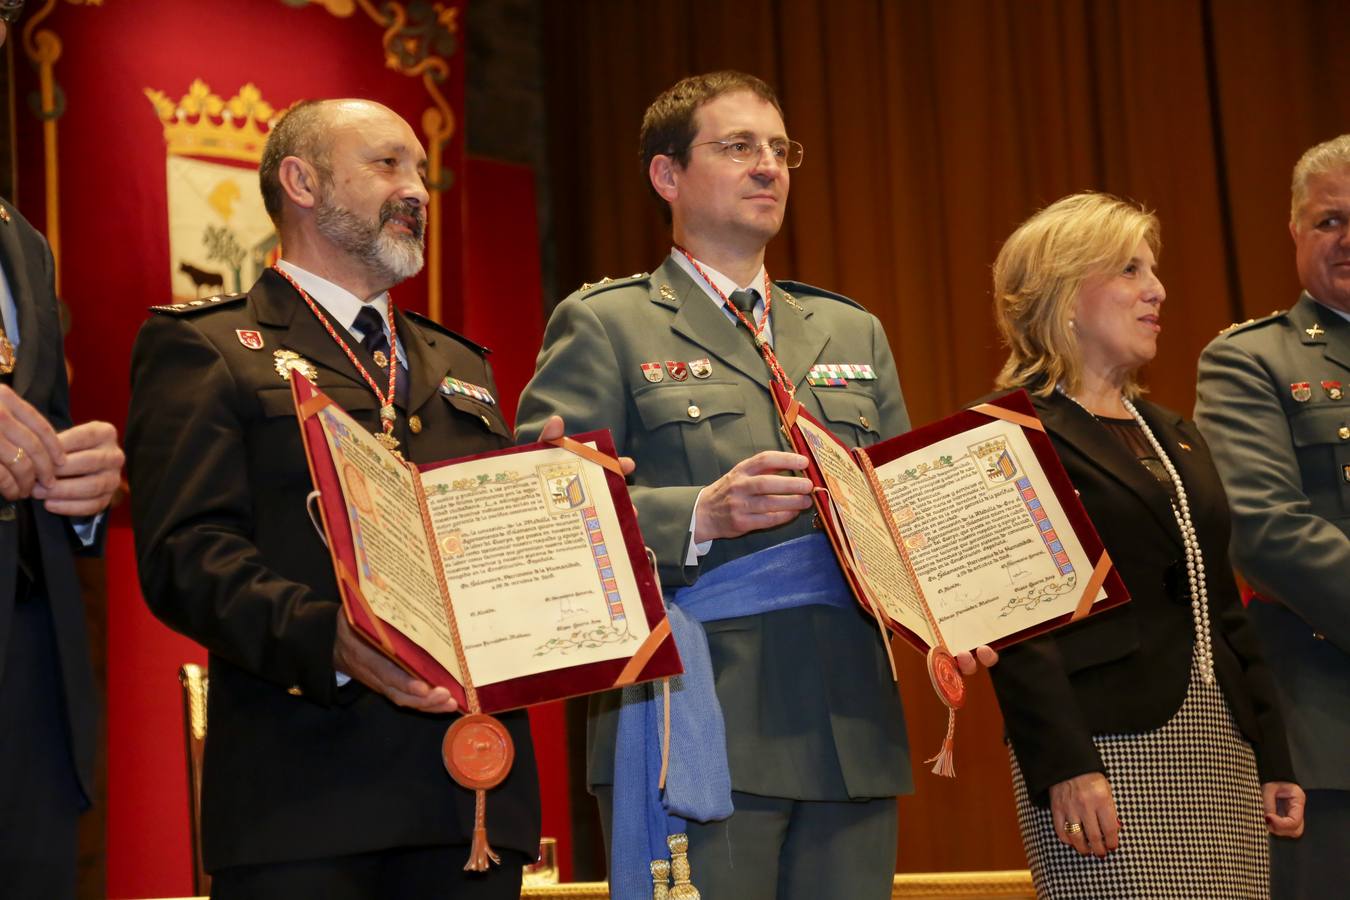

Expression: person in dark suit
xmin=1195 ymin=133 xmax=1350 ymax=898
xmin=985 ymin=192 xmax=1303 ymax=898
xmin=127 ymin=99 xmax=540 ymax=899
xmin=1 ymin=13 xmax=125 ymax=899
xmin=516 ymin=70 xmax=992 ymax=900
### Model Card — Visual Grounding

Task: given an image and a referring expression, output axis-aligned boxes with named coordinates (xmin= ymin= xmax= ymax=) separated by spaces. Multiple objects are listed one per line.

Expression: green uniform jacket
xmin=1196 ymin=293 xmax=1350 ymax=791
xmin=516 ymin=256 xmax=913 ymax=801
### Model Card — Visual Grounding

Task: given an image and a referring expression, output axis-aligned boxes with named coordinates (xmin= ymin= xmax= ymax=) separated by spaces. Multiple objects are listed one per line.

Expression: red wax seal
xmin=443 ymin=714 xmax=515 ymax=790
xmin=927 ymin=646 xmax=966 ymax=710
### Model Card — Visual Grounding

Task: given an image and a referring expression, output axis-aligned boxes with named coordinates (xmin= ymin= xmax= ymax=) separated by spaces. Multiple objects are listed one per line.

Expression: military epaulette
xmin=575 ymin=272 xmax=650 ymax=299
xmin=149 ymin=293 xmax=247 ymax=315
xmin=774 ymin=279 xmax=865 ymax=312
xmin=1216 ymin=309 xmax=1286 ymax=337
xmin=403 ymin=309 xmax=492 ymax=356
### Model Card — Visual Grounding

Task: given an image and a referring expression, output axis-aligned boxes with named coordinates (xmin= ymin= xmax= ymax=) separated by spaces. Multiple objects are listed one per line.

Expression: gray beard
xmin=314 ymin=194 xmax=425 ymax=285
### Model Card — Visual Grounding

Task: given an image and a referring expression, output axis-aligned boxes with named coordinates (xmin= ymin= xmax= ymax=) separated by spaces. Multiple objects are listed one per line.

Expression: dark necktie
xmin=728 ymin=289 xmax=758 ymax=318
xmin=353 ymin=306 xmax=409 ymax=409
xmin=727 ymin=289 xmax=768 ymax=347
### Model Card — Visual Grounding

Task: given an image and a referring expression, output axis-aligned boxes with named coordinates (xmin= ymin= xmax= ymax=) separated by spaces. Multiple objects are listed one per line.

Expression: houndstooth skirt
xmin=1010 ymin=655 xmax=1269 ymax=899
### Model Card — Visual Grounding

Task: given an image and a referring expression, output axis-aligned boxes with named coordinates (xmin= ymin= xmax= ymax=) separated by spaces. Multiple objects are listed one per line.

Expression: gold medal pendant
xmin=375 ymin=405 xmax=402 ymax=455
xmin=0 ymin=335 xmax=14 ymax=375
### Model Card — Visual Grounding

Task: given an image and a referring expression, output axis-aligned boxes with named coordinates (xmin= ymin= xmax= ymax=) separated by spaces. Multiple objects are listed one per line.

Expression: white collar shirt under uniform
xmin=669 ymin=250 xmax=776 ymax=563
xmin=276 ymin=258 xmax=407 ymax=363
xmin=671 ymin=249 xmax=774 ymax=347
xmin=276 ymin=258 xmax=404 ymax=686
xmin=0 ymin=258 xmax=19 ymax=351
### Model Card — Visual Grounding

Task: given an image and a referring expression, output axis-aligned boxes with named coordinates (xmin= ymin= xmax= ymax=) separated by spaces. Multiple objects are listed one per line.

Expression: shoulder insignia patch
xmin=576 ymin=272 xmax=649 ymax=299
xmin=1216 ymin=310 xmax=1286 ymax=337
xmin=403 ymin=309 xmax=492 ymax=356
xmin=773 ymin=279 xmax=865 ymax=311
xmin=149 ymin=293 xmax=246 ymax=315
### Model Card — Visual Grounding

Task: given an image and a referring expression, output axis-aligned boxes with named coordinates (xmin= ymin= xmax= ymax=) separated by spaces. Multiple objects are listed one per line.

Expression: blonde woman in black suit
xmin=985 ymin=192 xmax=1304 ymax=898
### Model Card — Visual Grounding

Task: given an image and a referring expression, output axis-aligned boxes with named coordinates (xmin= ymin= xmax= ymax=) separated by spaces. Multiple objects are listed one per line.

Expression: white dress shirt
xmin=669 ymin=250 xmax=775 ymax=565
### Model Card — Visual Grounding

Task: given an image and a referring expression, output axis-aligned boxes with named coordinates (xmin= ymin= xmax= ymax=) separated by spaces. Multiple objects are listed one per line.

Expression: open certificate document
xmin=292 ymin=377 xmax=682 ymax=712
xmin=776 ymin=386 xmax=1128 ymax=656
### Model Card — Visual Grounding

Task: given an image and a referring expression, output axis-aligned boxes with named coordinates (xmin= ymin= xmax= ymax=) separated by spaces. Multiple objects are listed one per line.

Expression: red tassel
xmin=924 ymin=707 xmax=957 ymax=778
xmin=463 ymin=790 xmax=502 ymax=871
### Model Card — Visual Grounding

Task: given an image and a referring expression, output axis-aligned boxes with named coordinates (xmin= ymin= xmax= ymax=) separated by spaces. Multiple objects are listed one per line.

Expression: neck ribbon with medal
xmin=274 ymin=262 xmax=515 ymax=870
xmin=272 ymin=264 xmax=403 ymax=455
xmin=676 ymin=247 xmax=968 ymax=777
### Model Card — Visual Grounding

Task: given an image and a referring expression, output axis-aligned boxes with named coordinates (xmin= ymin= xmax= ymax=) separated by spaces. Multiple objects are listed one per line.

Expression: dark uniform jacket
xmin=127 ymin=268 xmax=540 ymax=871
xmin=988 ymin=388 xmax=1294 ymax=805
xmin=516 ymin=256 xmax=913 ymax=802
xmin=1197 ymin=294 xmax=1350 ymax=791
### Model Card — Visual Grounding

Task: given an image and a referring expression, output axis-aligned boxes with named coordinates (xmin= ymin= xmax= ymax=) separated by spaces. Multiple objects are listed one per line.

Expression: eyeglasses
xmin=0 ymin=1 xmax=24 ymax=25
xmin=689 ymin=138 xmax=804 ymax=169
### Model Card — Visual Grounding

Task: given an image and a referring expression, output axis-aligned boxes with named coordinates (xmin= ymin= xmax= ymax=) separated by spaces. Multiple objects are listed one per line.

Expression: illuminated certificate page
xmin=871 ymin=419 xmax=1105 ymax=652
xmin=316 ymin=407 xmax=463 ymax=682
xmin=419 ymin=444 xmax=649 ymax=687
xmin=795 ymin=415 xmax=935 ymax=647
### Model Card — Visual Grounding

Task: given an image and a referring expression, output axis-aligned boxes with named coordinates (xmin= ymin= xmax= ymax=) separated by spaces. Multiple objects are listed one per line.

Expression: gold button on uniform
xmin=1339 ymin=426 xmax=1349 ymax=440
xmin=287 ymin=685 xmax=303 ymax=696
xmin=687 ymin=405 xmax=701 ymax=419
xmin=409 ymin=414 xmax=422 ymax=434
xmin=859 ymin=415 xmax=871 ymax=430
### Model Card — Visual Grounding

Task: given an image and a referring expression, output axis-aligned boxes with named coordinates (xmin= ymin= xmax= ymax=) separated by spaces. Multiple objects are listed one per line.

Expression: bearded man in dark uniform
xmin=127 ymin=98 xmax=542 ymax=899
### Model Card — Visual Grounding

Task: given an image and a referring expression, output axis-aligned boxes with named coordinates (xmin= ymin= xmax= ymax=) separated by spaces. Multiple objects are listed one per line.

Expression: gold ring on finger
xmin=8 ymin=447 xmax=23 ymax=467
xmin=1064 ymin=821 xmax=1083 ymax=835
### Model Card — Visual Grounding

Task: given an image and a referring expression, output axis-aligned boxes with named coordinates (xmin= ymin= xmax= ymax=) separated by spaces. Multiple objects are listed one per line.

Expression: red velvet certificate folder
xmin=292 ymin=376 xmax=682 ymax=713
xmin=774 ymin=384 xmax=1129 ymax=655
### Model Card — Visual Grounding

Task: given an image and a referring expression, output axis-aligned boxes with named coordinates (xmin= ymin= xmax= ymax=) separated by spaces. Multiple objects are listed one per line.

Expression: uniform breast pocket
xmin=814 ymin=390 xmax=883 ymax=446
xmin=441 ymin=393 xmax=513 ymax=440
xmin=633 ymin=382 xmax=753 ymax=486
xmin=1289 ymin=405 xmax=1350 ymax=517
xmin=254 ymin=384 xmax=378 ymax=489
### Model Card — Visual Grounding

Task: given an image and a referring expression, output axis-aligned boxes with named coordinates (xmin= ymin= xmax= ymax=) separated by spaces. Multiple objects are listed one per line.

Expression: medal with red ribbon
xmin=272 ymin=264 xmax=403 ymax=453
xmin=676 ymin=246 xmax=795 ymax=397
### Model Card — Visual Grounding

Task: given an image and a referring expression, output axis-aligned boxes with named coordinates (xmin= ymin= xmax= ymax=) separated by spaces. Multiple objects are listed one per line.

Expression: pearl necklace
xmin=1056 ymin=387 xmax=1216 ymax=685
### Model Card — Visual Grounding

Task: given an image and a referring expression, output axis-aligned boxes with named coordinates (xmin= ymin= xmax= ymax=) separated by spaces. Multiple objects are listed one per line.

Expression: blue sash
xmin=610 ymin=533 xmax=853 ymax=899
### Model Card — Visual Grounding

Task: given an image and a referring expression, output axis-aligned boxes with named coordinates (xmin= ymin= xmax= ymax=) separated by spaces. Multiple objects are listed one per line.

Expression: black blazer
xmin=987 ymin=389 xmax=1295 ymax=805
xmin=127 ymin=269 xmax=540 ymax=871
xmin=0 ymin=199 xmax=100 ymax=804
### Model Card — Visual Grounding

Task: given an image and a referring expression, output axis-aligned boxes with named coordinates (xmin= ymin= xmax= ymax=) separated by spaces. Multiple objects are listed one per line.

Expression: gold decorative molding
xmin=20 ymin=0 xmax=461 ymax=318
xmin=516 ymin=871 xmax=1036 ymax=899
xmin=889 ymin=869 xmax=1036 ymax=898
xmin=20 ymin=0 xmax=101 ymax=291
xmin=179 ymin=663 xmax=208 ymax=744
xmin=154 ymin=871 xmax=1036 ymax=900
xmin=291 ymin=0 xmax=462 ymax=320
xmin=145 ymin=80 xmax=277 ymax=162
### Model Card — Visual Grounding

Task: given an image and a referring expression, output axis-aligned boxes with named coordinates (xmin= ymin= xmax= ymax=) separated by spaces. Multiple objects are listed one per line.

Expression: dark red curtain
xmin=542 ymin=0 xmax=1350 ymax=873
